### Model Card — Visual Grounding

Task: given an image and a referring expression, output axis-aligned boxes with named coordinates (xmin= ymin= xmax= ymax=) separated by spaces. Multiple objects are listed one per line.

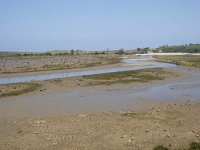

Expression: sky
xmin=0 ymin=0 xmax=200 ymax=52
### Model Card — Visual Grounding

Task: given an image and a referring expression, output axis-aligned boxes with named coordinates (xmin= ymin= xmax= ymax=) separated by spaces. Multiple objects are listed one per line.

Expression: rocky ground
xmin=0 ymin=103 xmax=199 ymax=150
xmin=0 ymin=54 xmax=120 ymax=74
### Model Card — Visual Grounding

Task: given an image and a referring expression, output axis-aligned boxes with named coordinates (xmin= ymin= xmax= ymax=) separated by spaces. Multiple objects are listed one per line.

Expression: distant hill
xmin=154 ymin=44 xmax=200 ymax=53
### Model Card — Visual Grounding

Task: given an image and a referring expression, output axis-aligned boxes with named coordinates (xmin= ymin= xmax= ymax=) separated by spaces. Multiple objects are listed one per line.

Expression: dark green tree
xmin=70 ymin=49 xmax=74 ymax=55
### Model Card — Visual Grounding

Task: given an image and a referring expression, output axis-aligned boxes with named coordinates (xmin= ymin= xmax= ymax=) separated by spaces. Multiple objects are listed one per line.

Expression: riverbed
xmin=0 ymin=56 xmax=175 ymax=84
xmin=0 ymin=56 xmax=200 ymax=119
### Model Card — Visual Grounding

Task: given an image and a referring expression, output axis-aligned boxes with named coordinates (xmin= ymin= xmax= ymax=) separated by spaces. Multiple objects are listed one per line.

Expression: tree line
xmin=154 ymin=44 xmax=200 ymax=53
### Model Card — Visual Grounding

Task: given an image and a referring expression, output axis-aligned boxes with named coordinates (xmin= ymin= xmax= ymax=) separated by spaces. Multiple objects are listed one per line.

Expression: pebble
xmin=52 ymin=142 xmax=57 ymax=146
xmin=78 ymin=114 xmax=86 ymax=118
xmin=192 ymin=130 xmax=197 ymax=133
xmin=167 ymin=134 xmax=171 ymax=138
xmin=34 ymin=120 xmax=46 ymax=124
xmin=121 ymin=135 xmax=126 ymax=138
xmin=128 ymin=138 xmax=135 ymax=143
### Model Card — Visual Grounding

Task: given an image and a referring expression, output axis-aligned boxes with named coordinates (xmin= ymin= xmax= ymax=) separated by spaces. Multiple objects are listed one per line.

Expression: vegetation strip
xmin=0 ymin=68 xmax=175 ymax=98
xmin=153 ymin=142 xmax=200 ymax=150
xmin=155 ymin=55 xmax=200 ymax=67
xmin=83 ymin=68 xmax=172 ymax=86
xmin=0 ymin=83 xmax=42 ymax=98
xmin=153 ymin=44 xmax=200 ymax=53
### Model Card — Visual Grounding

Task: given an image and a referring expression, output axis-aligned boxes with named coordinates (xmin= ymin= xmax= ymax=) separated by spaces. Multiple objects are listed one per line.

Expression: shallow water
xmin=1 ymin=56 xmax=200 ymax=119
xmin=0 ymin=56 xmax=175 ymax=85
xmin=1 ymin=66 xmax=200 ymax=119
xmin=121 ymin=55 xmax=153 ymax=63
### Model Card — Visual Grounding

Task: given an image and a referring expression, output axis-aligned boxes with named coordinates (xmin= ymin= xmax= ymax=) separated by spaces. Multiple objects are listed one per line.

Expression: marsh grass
xmin=83 ymin=68 xmax=166 ymax=86
xmin=153 ymin=145 xmax=168 ymax=150
xmin=189 ymin=142 xmax=200 ymax=150
xmin=0 ymin=83 xmax=42 ymax=98
xmin=155 ymin=55 xmax=200 ymax=68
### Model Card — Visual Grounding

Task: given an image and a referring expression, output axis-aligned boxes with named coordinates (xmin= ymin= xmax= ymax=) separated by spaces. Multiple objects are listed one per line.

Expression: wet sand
xmin=0 ymin=65 xmax=200 ymax=119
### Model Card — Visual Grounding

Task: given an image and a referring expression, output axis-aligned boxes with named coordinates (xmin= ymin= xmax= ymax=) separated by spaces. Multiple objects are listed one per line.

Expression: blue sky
xmin=0 ymin=0 xmax=200 ymax=52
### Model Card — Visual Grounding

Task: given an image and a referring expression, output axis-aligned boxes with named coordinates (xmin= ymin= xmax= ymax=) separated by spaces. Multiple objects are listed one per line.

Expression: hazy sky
xmin=0 ymin=0 xmax=200 ymax=52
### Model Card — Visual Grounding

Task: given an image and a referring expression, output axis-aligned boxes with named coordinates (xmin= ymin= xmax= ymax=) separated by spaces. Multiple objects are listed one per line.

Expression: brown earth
xmin=0 ymin=103 xmax=199 ymax=150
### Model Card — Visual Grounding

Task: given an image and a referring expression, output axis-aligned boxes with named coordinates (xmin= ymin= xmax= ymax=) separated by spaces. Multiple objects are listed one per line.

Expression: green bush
xmin=189 ymin=142 xmax=200 ymax=150
xmin=153 ymin=145 xmax=168 ymax=150
xmin=153 ymin=142 xmax=200 ymax=150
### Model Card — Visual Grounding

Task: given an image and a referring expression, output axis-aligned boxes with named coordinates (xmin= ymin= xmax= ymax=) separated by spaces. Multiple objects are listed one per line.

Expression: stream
xmin=0 ymin=56 xmax=175 ymax=84
xmin=0 ymin=56 xmax=200 ymax=119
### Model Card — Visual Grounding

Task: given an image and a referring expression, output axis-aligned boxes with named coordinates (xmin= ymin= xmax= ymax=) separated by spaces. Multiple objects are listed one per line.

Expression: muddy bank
xmin=0 ymin=56 xmax=175 ymax=84
xmin=0 ymin=68 xmax=176 ymax=119
xmin=1 ymin=65 xmax=200 ymax=119
xmin=0 ymin=103 xmax=199 ymax=150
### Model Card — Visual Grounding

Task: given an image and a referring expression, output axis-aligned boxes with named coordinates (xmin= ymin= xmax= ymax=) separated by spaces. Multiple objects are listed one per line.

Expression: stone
xmin=192 ymin=130 xmax=197 ymax=133
xmin=128 ymin=137 xmax=135 ymax=143
xmin=167 ymin=134 xmax=171 ymax=138
xmin=121 ymin=135 xmax=126 ymax=138
xmin=52 ymin=142 xmax=57 ymax=146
